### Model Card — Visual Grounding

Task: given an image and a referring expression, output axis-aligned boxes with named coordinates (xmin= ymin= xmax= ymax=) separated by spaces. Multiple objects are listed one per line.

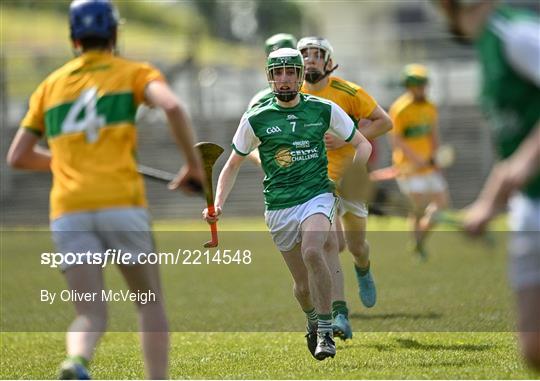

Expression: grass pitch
xmin=1 ymin=216 xmax=538 ymax=379
xmin=1 ymin=332 xmax=535 ymax=379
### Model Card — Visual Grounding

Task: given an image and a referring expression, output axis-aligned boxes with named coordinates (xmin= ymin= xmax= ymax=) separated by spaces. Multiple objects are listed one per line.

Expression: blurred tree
xmin=193 ymin=0 xmax=303 ymax=43
xmin=6 ymin=1 xmax=206 ymax=36
xmin=255 ymin=0 xmax=302 ymax=40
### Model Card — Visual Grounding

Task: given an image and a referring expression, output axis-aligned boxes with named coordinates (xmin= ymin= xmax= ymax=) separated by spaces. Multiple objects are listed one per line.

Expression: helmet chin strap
xmin=305 ymin=64 xmax=339 ymax=84
xmin=275 ymin=90 xmax=298 ymax=102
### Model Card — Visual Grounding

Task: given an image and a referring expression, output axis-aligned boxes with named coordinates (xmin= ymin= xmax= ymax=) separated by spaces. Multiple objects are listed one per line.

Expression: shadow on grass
xmin=350 ymin=338 xmax=492 ymax=353
xmin=394 ymin=338 xmax=492 ymax=352
xmin=349 ymin=312 xmax=442 ymax=321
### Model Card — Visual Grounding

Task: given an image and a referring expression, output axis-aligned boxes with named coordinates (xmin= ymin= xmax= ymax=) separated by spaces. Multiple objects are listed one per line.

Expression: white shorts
xmin=397 ymin=172 xmax=448 ymax=194
xmin=50 ymin=207 xmax=154 ymax=271
xmin=264 ymin=193 xmax=338 ymax=252
xmin=339 ymin=198 xmax=368 ymax=218
xmin=508 ymin=194 xmax=540 ymax=291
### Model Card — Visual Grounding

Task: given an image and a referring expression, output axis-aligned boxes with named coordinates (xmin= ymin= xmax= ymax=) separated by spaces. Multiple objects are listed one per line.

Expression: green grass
xmin=1 ymin=332 xmax=536 ymax=379
xmin=1 ymin=216 xmax=537 ymax=379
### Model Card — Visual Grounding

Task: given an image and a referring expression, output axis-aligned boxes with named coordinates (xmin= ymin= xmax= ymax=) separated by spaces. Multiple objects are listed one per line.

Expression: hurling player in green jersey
xmin=436 ymin=0 xmax=540 ymax=371
xmin=203 ymin=48 xmax=372 ymax=361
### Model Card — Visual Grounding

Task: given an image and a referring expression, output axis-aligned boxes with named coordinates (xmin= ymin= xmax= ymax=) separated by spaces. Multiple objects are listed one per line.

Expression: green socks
xmin=332 ymin=300 xmax=349 ymax=318
xmin=303 ymin=307 xmax=318 ymax=326
xmin=67 ymin=355 xmax=89 ymax=369
xmin=355 ymin=261 xmax=370 ymax=277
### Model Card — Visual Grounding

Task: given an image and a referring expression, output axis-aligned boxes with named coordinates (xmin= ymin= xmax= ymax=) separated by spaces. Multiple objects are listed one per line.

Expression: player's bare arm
xmin=323 ymin=133 xmax=348 ymax=150
xmin=247 ymin=149 xmax=262 ymax=166
xmin=325 ymin=105 xmax=391 ymax=150
xmin=348 ymin=130 xmax=372 ymax=166
xmin=473 ymin=122 xmax=540 ymax=207
xmin=355 ymin=105 xmax=392 ymax=140
xmin=144 ymin=80 xmax=205 ymax=193
xmin=391 ymin=134 xmax=429 ymax=168
xmin=464 ymin=122 xmax=540 ymax=235
xmin=430 ymin=119 xmax=441 ymax=160
xmin=203 ymin=151 xmax=246 ymax=223
xmin=496 ymin=122 xmax=540 ymax=195
xmin=7 ymin=129 xmax=51 ymax=171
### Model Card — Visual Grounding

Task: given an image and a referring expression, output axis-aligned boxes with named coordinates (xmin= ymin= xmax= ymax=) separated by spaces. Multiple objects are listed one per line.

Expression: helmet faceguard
xmin=69 ymin=0 xmax=119 ymax=42
xmin=297 ymin=36 xmax=338 ymax=84
xmin=266 ymin=48 xmax=305 ymax=102
xmin=265 ymin=33 xmax=298 ymax=56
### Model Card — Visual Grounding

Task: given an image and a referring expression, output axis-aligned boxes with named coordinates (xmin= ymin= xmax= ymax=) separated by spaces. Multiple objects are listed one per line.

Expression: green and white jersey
xmin=247 ymin=87 xmax=273 ymax=110
xmin=476 ymin=6 xmax=540 ymax=198
xmin=232 ymin=93 xmax=356 ymax=210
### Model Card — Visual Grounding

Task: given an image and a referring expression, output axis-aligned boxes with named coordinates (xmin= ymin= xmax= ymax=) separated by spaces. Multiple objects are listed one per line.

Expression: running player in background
xmin=298 ymin=36 xmax=392 ymax=339
xmin=388 ymin=64 xmax=449 ymax=260
xmin=6 ymin=0 xmax=204 ymax=378
xmin=203 ymin=48 xmax=372 ymax=360
xmin=435 ymin=0 xmax=540 ymax=371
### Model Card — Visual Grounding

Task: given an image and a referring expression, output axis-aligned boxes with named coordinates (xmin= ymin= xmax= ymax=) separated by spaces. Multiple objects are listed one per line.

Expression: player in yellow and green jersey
xmin=298 ymin=36 xmax=392 ymax=340
xmin=6 ymin=0 xmax=204 ymax=378
xmin=389 ymin=64 xmax=449 ymax=259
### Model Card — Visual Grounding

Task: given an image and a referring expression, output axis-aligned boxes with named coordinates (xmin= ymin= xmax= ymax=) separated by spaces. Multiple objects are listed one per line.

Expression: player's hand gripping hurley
xmin=137 ymin=142 xmax=224 ymax=247
xmin=196 ymin=142 xmax=224 ymax=247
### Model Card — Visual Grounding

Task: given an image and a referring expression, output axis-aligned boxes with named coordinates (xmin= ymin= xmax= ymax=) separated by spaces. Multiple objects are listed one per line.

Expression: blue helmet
xmin=69 ymin=0 xmax=119 ymax=40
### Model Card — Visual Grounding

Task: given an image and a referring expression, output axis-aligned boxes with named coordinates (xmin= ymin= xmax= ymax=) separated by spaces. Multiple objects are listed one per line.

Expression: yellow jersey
xmin=20 ymin=51 xmax=164 ymax=220
xmin=389 ymin=93 xmax=438 ymax=176
xmin=301 ymin=76 xmax=377 ymax=180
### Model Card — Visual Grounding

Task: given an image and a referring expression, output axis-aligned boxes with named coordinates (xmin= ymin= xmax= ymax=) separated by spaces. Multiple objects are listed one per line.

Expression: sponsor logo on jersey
xmin=291 ymin=146 xmax=319 ymax=162
xmin=274 ymin=145 xmax=320 ymax=168
xmin=274 ymin=147 xmax=293 ymax=168
xmin=266 ymin=126 xmax=282 ymax=134
xmin=293 ymin=140 xmax=310 ymax=149
xmin=287 ymin=114 xmax=298 ymax=121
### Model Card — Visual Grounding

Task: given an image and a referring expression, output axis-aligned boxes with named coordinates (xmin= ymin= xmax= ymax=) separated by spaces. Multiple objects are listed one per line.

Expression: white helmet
xmin=297 ymin=36 xmax=337 ymax=84
xmin=297 ymin=36 xmax=334 ymax=62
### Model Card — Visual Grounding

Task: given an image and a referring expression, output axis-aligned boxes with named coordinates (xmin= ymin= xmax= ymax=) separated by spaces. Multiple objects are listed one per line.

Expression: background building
xmin=1 ymin=0 xmax=538 ymax=224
